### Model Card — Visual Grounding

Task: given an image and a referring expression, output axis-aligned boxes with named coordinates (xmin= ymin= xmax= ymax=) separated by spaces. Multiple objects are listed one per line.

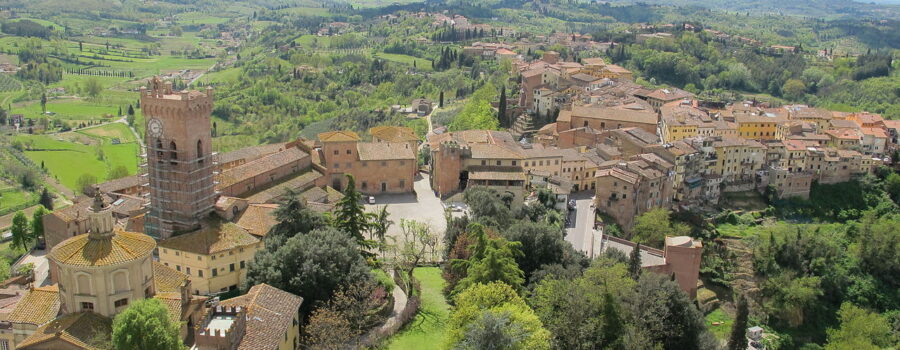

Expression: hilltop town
xmin=0 ymin=1 xmax=897 ymax=350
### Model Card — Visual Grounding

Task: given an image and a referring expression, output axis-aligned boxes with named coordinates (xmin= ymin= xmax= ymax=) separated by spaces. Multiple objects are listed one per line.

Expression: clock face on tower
xmin=148 ymin=118 xmax=163 ymax=137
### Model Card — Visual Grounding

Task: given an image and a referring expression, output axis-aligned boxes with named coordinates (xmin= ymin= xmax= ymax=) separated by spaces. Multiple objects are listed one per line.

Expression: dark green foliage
xmin=628 ymin=273 xmax=717 ymax=349
xmin=244 ymin=227 xmax=372 ymax=313
xmin=501 ymin=221 xmax=570 ymax=282
xmin=628 ymin=243 xmax=642 ymax=280
xmin=331 ymin=175 xmax=375 ymax=254
xmin=728 ymin=295 xmax=749 ymax=350
xmin=1 ymin=20 xmax=52 ymax=39
xmin=267 ymin=191 xmax=326 ymax=246
xmin=39 ymin=188 xmax=53 ymax=210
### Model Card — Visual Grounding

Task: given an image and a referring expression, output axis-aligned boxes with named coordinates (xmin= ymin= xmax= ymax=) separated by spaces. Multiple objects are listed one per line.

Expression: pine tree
xmin=127 ymin=104 xmax=135 ymax=116
xmin=331 ymin=175 xmax=374 ymax=256
xmin=439 ymin=91 xmax=445 ymax=108
xmin=728 ymin=295 xmax=750 ymax=350
xmin=628 ymin=243 xmax=642 ymax=279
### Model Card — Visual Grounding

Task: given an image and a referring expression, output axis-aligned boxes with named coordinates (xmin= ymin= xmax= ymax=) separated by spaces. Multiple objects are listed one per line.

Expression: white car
xmin=367 ymin=196 xmax=375 ymax=204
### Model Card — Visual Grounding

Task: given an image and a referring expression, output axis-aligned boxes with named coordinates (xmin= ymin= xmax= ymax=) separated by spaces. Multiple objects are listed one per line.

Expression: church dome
xmin=48 ymin=229 xmax=156 ymax=267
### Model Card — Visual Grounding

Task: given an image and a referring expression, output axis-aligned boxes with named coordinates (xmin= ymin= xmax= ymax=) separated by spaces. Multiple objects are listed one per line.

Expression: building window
xmin=176 ymin=265 xmax=181 ymax=272
xmin=81 ymin=302 xmax=94 ymax=312
xmin=186 ymin=267 xmax=191 ymax=275
xmin=381 ymin=161 xmax=387 ymax=167
xmin=362 ymin=182 xmax=368 ymax=190
xmin=333 ymin=150 xmax=339 ymax=155
xmin=334 ymin=163 xmax=340 ymax=168
xmin=399 ymin=180 xmax=406 ymax=188
xmin=230 ymin=263 xmax=235 ymax=272
xmin=175 ymin=251 xmax=180 ymax=256
xmin=481 ymin=160 xmax=486 ymax=166
xmin=115 ymin=298 xmax=128 ymax=308
xmin=199 ymin=270 xmax=204 ymax=277
xmin=212 ymin=269 xmax=218 ymax=277
xmin=362 ymin=161 xmax=368 ymax=167
xmin=211 ymin=255 xmax=216 ymax=260
xmin=240 ymin=261 xmax=245 ymax=269
xmin=400 ymin=161 xmax=405 ymax=166
xmin=496 ymin=160 xmax=502 ymax=166
xmin=512 ymin=161 xmax=517 ymax=166
xmin=346 ymin=149 xmax=352 ymax=155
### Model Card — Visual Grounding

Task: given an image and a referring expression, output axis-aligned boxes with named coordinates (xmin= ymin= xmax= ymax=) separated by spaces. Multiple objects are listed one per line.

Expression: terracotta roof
xmin=49 ymin=229 xmax=156 ymax=267
xmin=639 ymin=88 xmax=692 ymax=101
xmin=218 ymin=147 xmax=309 ymax=189
xmin=15 ymin=312 xmax=110 ymax=350
xmin=220 ymin=284 xmax=303 ymax=350
xmin=829 ymin=119 xmax=860 ymax=129
xmin=245 ymin=170 xmax=323 ymax=204
xmin=158 ymin=219 xmax=259 ymax=255
xmin=860 ymin=127 xmax=887 ymax=138
xmin=467 ymin=168 xmax=526 ymax=181
xmin=154 ymin=292 xmax=184 ymax=323
xmin=824 ymin=129 xmax=860 ymax=140
xmin=883 ymin=120 xmax=900 ymax=130
xmin=218 ymin=142 xmax=288 ymax=165
xmin=236 ymin=204 xmax=279 ymax=237
xmin=596 ymin=167 xmax=639 ymax=184
xmin=153 ymin=261 xmax=189 ymax=293
xmin=369 ymin=126 xmax=419 ymax=143
xmin=469 ymin=143 xmax=524 ymax=159
xmin=581 ymin=57 xmax=606 ymax=66
xmin=356 ymin=142 xmax=416 ymax=161
xmin=318 ymin=130 xmax=361 ymax=142
xmin=571 ymin=105 xmax=657 ymax=125
xmin=8 ymin=285 xmax=60 ymax=326
xmin=97 ymin=175 xmax=143 ymax=194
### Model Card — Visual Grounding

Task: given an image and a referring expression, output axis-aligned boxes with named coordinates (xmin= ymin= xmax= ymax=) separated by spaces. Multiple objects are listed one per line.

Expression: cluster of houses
xmin=425 ymin=49 xmax=893 ymax=234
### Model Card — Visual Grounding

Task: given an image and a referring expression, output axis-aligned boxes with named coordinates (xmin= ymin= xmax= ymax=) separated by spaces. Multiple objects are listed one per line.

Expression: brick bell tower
xmin=141 ymin=77 xmax=217 ymax=239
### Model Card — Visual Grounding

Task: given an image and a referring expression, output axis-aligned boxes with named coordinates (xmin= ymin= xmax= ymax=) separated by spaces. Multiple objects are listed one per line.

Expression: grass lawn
xmin=78 ymin=123 xmax=136 ymax=143
xmin=375 ymin=53 xmax=433 ymax=71
xmin=0 ymin=189 xmax=36 ymax=213
xmin=16 ymin=132 xmax=140 ymax=191
xmin=386 ymin=267 xmax=450 ymax=350
xmin=705 ymin=307 xmax=734 ymax=340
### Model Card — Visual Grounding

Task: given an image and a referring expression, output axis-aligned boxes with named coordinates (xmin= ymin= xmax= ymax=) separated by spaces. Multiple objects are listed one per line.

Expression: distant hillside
xmin=605 ymin=0 xmax=899 ymax=19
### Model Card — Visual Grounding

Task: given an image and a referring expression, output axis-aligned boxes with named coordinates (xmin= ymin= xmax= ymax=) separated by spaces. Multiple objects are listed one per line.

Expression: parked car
xmin=567 ymin=200 xmax=576 ymax=210
xmin=368 ymin=196 xmax=375 ymax=204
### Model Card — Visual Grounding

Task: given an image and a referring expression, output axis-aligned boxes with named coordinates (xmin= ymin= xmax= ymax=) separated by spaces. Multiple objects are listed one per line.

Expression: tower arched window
xmin=169 ymin=141 xmax=178 ymax=160
xmin=197 ymin=140 xmax=204 ymax=163
xmin=156 ymin=139 xmax=164 ymax=160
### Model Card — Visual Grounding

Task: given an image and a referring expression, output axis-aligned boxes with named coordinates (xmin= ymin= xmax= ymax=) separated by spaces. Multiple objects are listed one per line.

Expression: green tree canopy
xmin=824 ymin=302 xmax=893 ymax=350
xmin=10 ymin=211 xmax=30 ymax=251
xmin=447 ymin=282 xmax=550 ymax=350
xmin=631 ymin=208 xmax=691 ymax=248
xmin=449 ymin=83 xmax=500 ymax=131
xmin=111 ymin=298 xmax=183 ymax=350
xmin=244 ymin=227 xmax=371 ymax=313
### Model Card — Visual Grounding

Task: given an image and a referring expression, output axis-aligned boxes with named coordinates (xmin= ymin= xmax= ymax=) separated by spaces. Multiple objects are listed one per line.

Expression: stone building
xmin=142 ymin=77 xmax=217 ymax=239
xmin=10 ymin=193 xmax=204 ymax=349
xmin=157 ymin=219 xmax=261 ymax=295
xmin=594 ymin=154 xmax=674 ymax=229
xmin=557 ymin=104 xmax=658 ymax=135
xmin=598 ymin=235 xmax=703 ymax=297
xmin=429 ymin=130 xmax=527 ymax=200
xmin=317 ymin=130 xmax=417 ymax=194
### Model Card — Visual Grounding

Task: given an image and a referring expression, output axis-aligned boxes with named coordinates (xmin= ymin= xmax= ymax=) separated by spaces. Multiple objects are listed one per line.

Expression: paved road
xmin=565 ymin=191 xmax=597 ymax=255
xmin=364 ymin=174 xmax=446 ymax=263
xmin=14 ymin=249 xmax=50 ymax=287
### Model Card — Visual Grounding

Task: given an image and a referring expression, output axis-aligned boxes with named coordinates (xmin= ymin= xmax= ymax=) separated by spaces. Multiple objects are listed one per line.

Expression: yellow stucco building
xmin=158 ymin=219 xmax=261 ymax=295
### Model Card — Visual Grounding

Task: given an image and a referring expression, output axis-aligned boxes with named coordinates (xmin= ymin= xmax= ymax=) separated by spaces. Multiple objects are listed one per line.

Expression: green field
xmin=386 ymin=267 xmax=450 ymax=349
xmin=16 ymin=126 xmax=141 ymax=191
xmin=705 ymin=307 xmax=735 ymax=340
xmin=78 ymin=123 xmax=137 ymax=143
xmin=0 ymin=189 xmax=37 ymax=213
xmin=375 ymin=53 xmax=434 ymax=72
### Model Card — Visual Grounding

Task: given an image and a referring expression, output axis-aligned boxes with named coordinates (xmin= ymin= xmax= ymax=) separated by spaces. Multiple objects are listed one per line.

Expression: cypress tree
xmin=628 ymin=243 xmax=642 ymax=280
xmin=728 ymin=295 xmax=750 ymax=350
xmin=498 ymin=86 xmax=507 ymax=127
xmin=39 ymin=188 xmax=53 ymax=210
